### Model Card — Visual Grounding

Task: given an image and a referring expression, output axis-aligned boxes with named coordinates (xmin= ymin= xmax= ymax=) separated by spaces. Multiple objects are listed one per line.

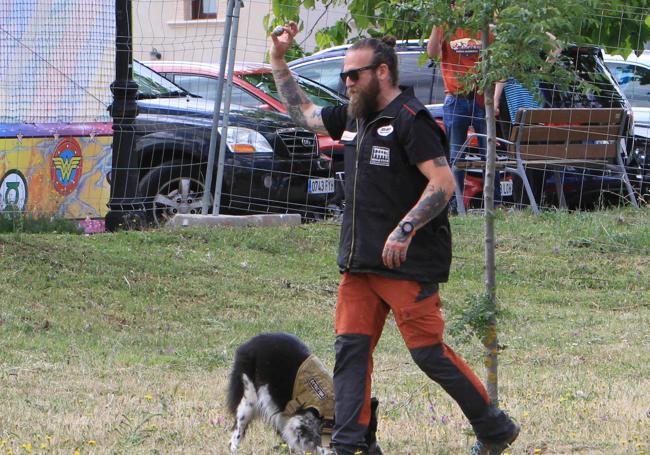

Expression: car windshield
xmin=134 ymin=61 xmax=190 ymax=99
xmin=540 ymin=49 xmax=624 ymax=108
xmin=239 ymin=72 xmax=340 ymax=107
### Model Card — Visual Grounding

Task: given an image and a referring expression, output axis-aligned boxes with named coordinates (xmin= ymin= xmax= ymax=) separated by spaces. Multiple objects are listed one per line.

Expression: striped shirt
xmin=504 ymin=79 xmax=541 ymax=123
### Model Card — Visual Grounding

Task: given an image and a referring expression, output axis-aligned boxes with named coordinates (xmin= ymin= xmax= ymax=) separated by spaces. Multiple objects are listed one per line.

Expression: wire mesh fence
xmin=0 ymin=0 xmax=649 ymax=227
xmin=0 ymin=0 xmax=114 ymax=221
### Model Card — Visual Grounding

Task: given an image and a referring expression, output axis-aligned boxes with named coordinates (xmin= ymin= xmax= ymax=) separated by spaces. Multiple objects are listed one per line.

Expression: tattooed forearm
xmin=407 ymin=185 xmax=449 ymax=228
xmin=272 ymin=67 xmax=311 ymax=127
xmin=278 ymin=78 xmax=309 ymax=106
xmin=286 ymin=105 xmax=308 ymax=128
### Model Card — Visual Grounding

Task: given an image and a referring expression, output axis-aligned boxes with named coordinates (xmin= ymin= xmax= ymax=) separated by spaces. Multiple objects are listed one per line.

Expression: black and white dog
xmin=227 ymin=332 xmax=381 ymax=454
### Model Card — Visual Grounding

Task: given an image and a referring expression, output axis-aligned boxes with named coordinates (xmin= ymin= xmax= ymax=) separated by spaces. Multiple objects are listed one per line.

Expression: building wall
xmin=133 ymin=0 xmax=349 ymax=64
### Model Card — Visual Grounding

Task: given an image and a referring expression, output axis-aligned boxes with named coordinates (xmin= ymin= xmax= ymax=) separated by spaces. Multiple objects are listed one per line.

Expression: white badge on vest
xmin=370 ymin=146 xmax=390 ymax=166
xmin=377 ymin=125 xmax=394 ymax=136
xmin=341 ymin=130 xmax=357 ymax=141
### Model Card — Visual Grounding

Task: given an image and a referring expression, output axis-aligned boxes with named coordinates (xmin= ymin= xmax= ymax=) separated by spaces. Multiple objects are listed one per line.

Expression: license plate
xmin=308 ymin=178 xmax=335 ymax=194
xmin=501 ymin=180 xmax=513 ymax=197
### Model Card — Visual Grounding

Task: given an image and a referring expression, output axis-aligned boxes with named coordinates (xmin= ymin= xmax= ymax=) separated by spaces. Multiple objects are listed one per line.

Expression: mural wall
xmin=0 ymin=0 xmax=115 ymax=218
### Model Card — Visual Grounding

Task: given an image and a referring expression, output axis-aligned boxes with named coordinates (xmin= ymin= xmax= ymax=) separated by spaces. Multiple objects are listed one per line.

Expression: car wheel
xmin=138 ymin=162 xmax=212 ymax=225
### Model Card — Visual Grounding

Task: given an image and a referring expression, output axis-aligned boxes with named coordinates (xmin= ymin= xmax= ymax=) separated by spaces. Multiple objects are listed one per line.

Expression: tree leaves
xmin=266 ymin=0 xmax=648 ymax=63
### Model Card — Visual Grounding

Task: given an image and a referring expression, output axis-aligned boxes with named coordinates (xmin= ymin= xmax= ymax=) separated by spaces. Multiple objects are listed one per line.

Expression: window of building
xmin=191 ymin=0 xmax=217 ymax=19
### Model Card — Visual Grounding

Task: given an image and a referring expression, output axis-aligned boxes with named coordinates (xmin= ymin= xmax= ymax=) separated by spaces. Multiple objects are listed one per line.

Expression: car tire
xmin=138 ymin=161 xmax=212 ymax=225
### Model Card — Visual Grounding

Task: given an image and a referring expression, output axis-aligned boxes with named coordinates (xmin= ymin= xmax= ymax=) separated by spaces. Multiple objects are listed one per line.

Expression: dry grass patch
xmin=1 ymin=209 xmax=649 ymax=453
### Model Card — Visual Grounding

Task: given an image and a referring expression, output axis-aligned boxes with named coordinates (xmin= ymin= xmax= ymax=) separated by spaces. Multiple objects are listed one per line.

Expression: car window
xmin=539 ymin=50 xmax=624 ymax=109
xmin=605 ymin=62 xmax=650 ymax=108
xmin=238 ymin=72 xmax=340 ymax=107
xmin=134 ymin=61 xmax=186 ymax=97
xmin=164 ymin=73 xmax=264 ymax=108
xmin=291 ymin=59 xmax=346 ymax=96
xmin=396 ymin=53 xmax=445 ymax=104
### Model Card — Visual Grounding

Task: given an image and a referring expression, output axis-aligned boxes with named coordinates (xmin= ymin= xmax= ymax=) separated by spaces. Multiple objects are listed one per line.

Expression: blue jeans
xmin=443 ymin=94 xmax=501 ymax=207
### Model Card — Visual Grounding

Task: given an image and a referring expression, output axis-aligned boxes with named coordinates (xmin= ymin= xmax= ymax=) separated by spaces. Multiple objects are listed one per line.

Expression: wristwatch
xmin=399 ymin=220 xmax=415 ymax=236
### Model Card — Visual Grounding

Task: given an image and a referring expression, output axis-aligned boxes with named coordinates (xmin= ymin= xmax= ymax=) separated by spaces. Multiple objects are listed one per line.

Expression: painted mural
xmin=0 ymin=0 xmax=115 ymax=219
xmin=0 ymin=132 xmax=112 ymax=217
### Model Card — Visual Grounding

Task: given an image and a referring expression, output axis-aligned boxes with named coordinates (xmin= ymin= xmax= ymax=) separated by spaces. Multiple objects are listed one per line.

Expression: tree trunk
xmin=481 ymin=22 xmax=499 ymax=405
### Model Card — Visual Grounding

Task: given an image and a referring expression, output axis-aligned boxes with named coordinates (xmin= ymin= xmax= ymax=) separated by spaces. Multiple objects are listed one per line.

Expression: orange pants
xmin=332 ymin=272 xmax=492 ymax=453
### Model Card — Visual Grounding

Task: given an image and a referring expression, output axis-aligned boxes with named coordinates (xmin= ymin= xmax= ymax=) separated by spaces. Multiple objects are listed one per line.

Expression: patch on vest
xmin=341 ymin=130 xmax=357 ymax=141
xmin=377 ymin=125 xmax=393 ymax=136
xmin=370 ymin=146 xmax=390 ymax=166
xmin=308 ymin=377 xmax=328 ymax=400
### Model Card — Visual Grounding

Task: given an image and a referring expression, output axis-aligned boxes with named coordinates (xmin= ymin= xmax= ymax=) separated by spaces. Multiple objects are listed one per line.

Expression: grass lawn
xmin=0 ymin=208 xmax=649 ymax=454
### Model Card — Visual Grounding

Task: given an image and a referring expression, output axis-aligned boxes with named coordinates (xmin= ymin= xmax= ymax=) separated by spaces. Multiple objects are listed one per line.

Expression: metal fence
xmin=0 ymin=0 xmax=648 ymax=230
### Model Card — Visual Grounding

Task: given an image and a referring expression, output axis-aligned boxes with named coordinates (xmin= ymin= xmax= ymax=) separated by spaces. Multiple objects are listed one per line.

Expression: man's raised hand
xmin=270 ymin=21 xmax=298 ymax=61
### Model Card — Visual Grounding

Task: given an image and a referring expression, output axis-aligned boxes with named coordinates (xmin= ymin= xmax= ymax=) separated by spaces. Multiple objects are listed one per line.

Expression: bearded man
xmin=269 ymin=23 xmax=520 ymax=455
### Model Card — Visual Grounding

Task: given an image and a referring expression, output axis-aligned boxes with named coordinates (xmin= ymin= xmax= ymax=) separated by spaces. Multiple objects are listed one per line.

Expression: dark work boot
xmin=470 ymin=420 xmax=520 ymax=455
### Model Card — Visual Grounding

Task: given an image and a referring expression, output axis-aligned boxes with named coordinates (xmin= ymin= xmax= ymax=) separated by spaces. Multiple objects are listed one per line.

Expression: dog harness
xmin=284 ymin=354 xmax=335 ymax=446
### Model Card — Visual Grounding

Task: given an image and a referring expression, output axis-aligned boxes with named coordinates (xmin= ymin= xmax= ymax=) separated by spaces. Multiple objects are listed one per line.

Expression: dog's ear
xmin=283 ymin=412 xmax=322 ymax=453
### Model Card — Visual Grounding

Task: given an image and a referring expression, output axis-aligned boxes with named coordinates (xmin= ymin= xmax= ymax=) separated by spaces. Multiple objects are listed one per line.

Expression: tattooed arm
xmin=270 ymin=65 xmax=328 ymax=134
xmin=408 ymin=156 xmax=456 ymax=227
xmin=382 ymin=156 xmax=455 ymax=269
xmin=269 ymin=22 xmax=328 ymax=135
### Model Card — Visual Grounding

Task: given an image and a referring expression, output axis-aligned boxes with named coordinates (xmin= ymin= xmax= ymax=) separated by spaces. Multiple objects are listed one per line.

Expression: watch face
xmin=401 ymin=221 xmax=414 ymax=234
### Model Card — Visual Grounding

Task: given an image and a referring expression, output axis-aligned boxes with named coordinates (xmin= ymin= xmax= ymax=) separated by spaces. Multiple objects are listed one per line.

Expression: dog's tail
xmin=226 ymin=344 xmax=256 ymax=415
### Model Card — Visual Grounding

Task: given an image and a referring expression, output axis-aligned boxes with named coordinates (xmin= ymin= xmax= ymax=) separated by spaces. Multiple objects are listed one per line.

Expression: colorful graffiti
xmin=0 ymin=169 xmax=28 ymax=211
xmin=0 ymin=130 xmax=112 ymax=218
xmin=51 ymin=138 xmax=84 ymax=196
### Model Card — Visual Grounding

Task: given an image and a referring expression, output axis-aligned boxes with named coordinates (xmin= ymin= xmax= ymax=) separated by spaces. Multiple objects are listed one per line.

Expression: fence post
xmin=105 ymin=0 xmax=145 ymax=231
xmin=201 ymin=0 xmax=240 ymax=215
xmin=212 ymin=0 xmax=243 ymax=215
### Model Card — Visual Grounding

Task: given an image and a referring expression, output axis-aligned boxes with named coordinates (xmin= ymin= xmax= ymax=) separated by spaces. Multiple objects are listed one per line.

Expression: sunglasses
xmin=339 ymin=64 xmax=378 ymax=82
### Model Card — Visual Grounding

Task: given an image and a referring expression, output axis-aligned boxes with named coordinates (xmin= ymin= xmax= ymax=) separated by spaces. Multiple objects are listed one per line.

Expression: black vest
xmin=337 ymin=87 xmax=452 ymax=283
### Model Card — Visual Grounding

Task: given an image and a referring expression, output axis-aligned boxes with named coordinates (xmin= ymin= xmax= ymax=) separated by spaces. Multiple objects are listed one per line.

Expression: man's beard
xmin=347 ymin=75 xmax=380 ymax=119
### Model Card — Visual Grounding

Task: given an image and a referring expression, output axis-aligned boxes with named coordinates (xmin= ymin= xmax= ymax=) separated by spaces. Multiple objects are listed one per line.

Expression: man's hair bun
xmin=381 ymin=35 xmax=397 ymax=48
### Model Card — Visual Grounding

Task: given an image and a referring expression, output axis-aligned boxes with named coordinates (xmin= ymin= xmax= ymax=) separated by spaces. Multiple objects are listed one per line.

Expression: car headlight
xmin=218 ymin=126 xmax=274 ymax=154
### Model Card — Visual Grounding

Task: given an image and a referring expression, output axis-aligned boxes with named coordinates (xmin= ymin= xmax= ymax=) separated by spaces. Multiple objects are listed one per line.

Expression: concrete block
xmin=166 ymin=213 xmax=302 ymax=229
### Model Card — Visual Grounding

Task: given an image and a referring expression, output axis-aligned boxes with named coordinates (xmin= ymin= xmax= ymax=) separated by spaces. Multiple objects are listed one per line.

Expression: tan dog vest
xmin=283 ymin=354 xmax=335 ymax=446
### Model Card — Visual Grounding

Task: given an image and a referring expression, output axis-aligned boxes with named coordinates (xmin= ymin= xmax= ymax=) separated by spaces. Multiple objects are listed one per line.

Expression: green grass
xmin=0 ymin=208 xmax=649 ymax=454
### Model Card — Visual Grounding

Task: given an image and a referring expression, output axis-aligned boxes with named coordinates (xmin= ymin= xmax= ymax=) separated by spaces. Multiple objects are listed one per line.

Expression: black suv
xmin=132 ymin=61 xmax=338 ymax=223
